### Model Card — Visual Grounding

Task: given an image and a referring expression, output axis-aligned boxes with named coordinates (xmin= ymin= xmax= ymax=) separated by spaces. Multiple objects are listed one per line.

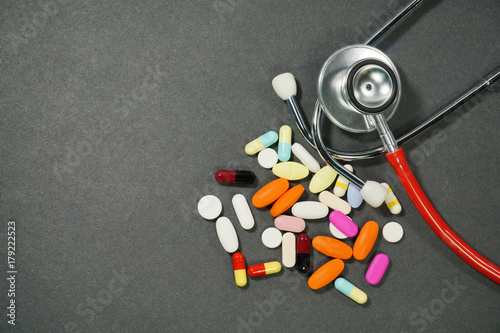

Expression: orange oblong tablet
xmin=252 ymin=178 xmax=289 ymax=208
xmin=308 ymin=259 xmax=344 ymax=290
xmin=312 ymin=236 xmax=352 ymax=260
xmin=353 ymin=221 xmax=379 ymax=260
xmin=270 ymin=184 xmax=304 ymax=217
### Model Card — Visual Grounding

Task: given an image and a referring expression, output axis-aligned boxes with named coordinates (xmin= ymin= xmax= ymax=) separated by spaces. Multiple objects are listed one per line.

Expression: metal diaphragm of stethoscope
xmin=272 ymin=0 xmax=500 ymax=284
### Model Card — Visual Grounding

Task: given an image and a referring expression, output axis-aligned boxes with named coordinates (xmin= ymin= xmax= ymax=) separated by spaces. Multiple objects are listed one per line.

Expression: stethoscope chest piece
xmin=317 ymin=45 xmax=401 ymax=133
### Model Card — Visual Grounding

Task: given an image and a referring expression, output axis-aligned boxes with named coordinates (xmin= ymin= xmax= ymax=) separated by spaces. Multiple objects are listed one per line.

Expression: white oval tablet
xmin=232 ymin=194 xmax=255 ymax=230
xmin=261 ymin=227 xmax=282 ymax=248
xmin=258 ymin=148 xmax=278 ymax=169
xmin=329 ymin=223 xmax=348 ymax=240
xmin=198 ymin=195 xmax=223 ymax=220
xmin=216 ymin=217 xmax=239 ymax=253
xmin=291 ymin=201 xmax=329 ymax=219
xmin=318 ymin=191 xmax=351 ymax=215
xmin=383 ymin=221 xmax=404 ymax=243
xmin=291 ymin=143 xmax=320 ymax=173
xmin=282 ymin=232 xmax=296 ymax=268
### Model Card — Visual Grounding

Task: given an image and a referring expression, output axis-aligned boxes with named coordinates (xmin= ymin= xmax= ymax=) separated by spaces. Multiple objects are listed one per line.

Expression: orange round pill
xmin=307 ymin=259 xmax=344 ymax=290
xmin=252 ymin=178 xmax=289 ymax=208
xmin=312 ymin=236 xmax=352 ymax=260
xmin=353 ymin=221 xmax=379 ymax=260
xmin=270 ymin=184 xmax=304 ymax=217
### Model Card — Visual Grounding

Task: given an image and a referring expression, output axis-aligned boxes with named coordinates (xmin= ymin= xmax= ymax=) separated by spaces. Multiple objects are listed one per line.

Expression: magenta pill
xmin=366 ymin=253 xmax=389 ymax=285
xmin=274 ymin=215 xmax=306 ymax=233
xmin=329 ymin=211 xmax=358 ymax=238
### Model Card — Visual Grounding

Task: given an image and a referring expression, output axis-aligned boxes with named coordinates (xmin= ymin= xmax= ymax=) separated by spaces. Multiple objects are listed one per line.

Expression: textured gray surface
xmin=0 ymin=0 xmax=499 ymax=332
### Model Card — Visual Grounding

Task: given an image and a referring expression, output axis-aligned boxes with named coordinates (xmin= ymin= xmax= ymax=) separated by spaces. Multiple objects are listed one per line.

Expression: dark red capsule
xmin=215 ymin=170 xmax=256 ymax=185
xmin=295 ymin=233 xmax=311 ymax=274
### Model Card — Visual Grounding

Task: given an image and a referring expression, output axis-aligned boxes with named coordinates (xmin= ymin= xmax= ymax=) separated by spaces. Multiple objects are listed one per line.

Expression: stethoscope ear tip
xmin=360 ymin=180 xmax=388 ymax=208
xmin=272 ymin=73 xmax=297 ymax=100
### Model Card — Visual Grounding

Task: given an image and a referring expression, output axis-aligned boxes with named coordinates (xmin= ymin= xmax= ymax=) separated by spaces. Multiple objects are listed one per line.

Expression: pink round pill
xmin=274 ymin=215 xmax=306 ymax=233
xmin=366 ymin=253 xmax=389 ymax=285
xmin=329 ymin=211 xmax=358 ymax=238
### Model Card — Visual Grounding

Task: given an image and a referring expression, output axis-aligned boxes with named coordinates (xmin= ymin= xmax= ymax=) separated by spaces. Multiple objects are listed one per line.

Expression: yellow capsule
xmin=232 ymin=252 xmax=247 ymax=287
xmin=264 ymin=261 xmax=282 ymax=274
xmin=309 ymin=165 xmax=338 ymax=194
xmin=272 ymin=162 xmax=309 ymax=180
xmin=247 ymin=261 xmax=282 ymax=277
xmin=234 ymin=270 xmax=247 ymax=287
xmin=245 ymin=131 xmax=278 ymax=155
xmin=333 ymin=164 xmax=353 ymax=197
xmin=381 ymin=183 xmax=402 ymax=215
xmin=278 ymin=125 xmax=292 ymax=162
xmin=334 ymin=277 xmax=368 ymax=305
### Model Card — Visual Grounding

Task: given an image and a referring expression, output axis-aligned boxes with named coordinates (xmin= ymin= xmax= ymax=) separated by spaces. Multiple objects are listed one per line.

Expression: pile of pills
xmin=197 ymin=125 xmax=404 ymax=305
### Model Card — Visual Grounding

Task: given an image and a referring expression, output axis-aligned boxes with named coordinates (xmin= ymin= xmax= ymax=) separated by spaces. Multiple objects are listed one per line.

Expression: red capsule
xmin=232 ymin=252 xmax=247 ymax=287
xmin=233 ymin=252 xmax=246 ymax=270
xmin=295 ymin=233 xmax=311 ymax=274
xmin=215 ymin=170 xmax=256 ymax=185
xmin=296 ymin=233 xmax=310 ymax=253
xmin=247 ymin=261 xmax=282 ymax=278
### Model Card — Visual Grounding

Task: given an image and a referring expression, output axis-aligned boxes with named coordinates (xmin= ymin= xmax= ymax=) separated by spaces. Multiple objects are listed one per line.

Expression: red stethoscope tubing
xmin=386 ymin=148 xmax=500 ymax=284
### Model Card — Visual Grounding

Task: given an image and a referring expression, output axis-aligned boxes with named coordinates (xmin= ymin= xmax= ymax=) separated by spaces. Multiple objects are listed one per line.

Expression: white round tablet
xmin=383 ymin=221 xmax=404 ymax=243
xmin=329 ymin=222 xmax=348 ymax=240
xmin=258 ymin=148 xmax=278 ymax=169
xmin=261 ymin=227 xmax=282 ymax=248
xmin=197 ymin=195 xmax=222 ymax=220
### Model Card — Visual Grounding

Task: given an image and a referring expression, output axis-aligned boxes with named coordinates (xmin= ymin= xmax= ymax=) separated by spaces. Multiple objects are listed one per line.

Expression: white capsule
xmin=232 ymin=194 xmax=255 ymax=230
xmin=291 ymin=201 xmax=329 ymax=219
xmin=291 ymin=143 xmax=320 ymax=173
xmin=381 ymin=182 xmax=402 ymax=214
xmin=282 ymin=232 xmax=296 ymax=268
xmin=333 ymin=164 xmax=353 ymax=197
xmin=215 ymin=217 xmax=239 ymax=253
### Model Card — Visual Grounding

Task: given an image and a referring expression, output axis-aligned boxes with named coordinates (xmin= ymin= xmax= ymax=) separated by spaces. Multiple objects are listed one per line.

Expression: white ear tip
xmin=272 ymin=72 xmax=297 ymax=100
xmin=360 ymin=181 xmax=388 ymax=208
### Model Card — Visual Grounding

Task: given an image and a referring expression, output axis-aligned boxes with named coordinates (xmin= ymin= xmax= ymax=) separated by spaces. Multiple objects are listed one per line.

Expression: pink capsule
xmin=329 ymin=211 xmax=358 ymax=238
xmin=366 ymin=253 xmax=389 ymax=285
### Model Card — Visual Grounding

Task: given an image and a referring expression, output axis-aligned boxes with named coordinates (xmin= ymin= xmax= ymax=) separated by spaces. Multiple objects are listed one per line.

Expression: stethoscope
xmin=272 ymin=0 xmax=500 ymax=284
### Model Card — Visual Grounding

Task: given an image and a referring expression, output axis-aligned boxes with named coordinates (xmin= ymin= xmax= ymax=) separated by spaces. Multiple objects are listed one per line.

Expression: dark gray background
xmin=1 ymin=0 xmax=499 ymax=332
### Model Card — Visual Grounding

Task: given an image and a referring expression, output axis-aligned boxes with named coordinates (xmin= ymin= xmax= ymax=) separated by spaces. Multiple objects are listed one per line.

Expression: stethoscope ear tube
xmin=386 ymin=148 xmax=500 ymax=284
xmin=311 ymin=99 xmax=366 ymax=190
xmin=312 ymin=100 xmax=389 ymax=208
